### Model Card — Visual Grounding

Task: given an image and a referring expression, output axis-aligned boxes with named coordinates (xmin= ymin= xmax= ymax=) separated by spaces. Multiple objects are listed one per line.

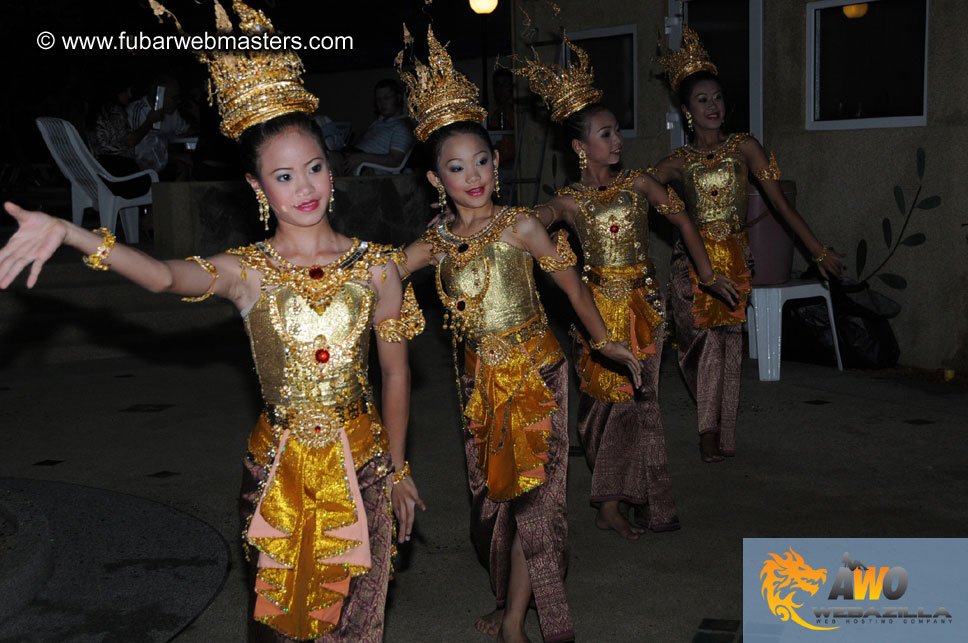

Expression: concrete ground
xmin=0 ymin=246 xmax=966 ymax=642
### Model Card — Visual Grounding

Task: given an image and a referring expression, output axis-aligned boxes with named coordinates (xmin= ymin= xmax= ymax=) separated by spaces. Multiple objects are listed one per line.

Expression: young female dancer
xmin=653 ymin=27 xmax=845 ymax=461
xmin=0 ymin=3 xmax=424 ymax=640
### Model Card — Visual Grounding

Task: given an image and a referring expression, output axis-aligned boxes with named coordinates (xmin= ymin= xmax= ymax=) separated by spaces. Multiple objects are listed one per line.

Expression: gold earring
xmin=493 ymin=164 xmax=501 ymax=199
xmin=255 ymin=187 xmax=270 ymax=231
xmin=437 ymin=183 xmax=447 ymax=210
xmin=685 ymin=112 xmax=694 ymax=132
xmin=329 ymin=172 xmax=335 ymax=213
xmin=578 ymin=149 xmax=588 ymax=172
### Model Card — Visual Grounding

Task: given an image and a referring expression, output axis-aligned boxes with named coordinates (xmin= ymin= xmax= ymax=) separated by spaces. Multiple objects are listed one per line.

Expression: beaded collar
xmin=559 ymin=169 xmax=644 ymax=206
xmin=428 ymin=206 xmax=522 ymax=271
xmin=676 ymin=132 xmax=751 ymax=168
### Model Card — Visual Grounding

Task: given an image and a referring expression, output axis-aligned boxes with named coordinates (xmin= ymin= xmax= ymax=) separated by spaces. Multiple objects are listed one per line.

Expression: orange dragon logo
xmin=760 ymin=547 xmax=838 ymax=631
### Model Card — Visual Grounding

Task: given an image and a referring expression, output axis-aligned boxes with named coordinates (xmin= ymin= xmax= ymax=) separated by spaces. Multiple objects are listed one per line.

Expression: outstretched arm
xmin=740 ymin=137 xmax=845 ymax=279
xmin=634 ymin=177 xmax=740 ymax=307
xmin=0 ymin=202 xmax=252 ymax=308
xmin=511 ymin=214 xmax=642 ymax=389
xmin=371 ymin=261 xmax=426 ymax=542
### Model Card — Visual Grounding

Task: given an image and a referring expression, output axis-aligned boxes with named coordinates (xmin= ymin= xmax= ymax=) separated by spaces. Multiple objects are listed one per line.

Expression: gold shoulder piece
xmin=377 ymin=283 xmax=426 ymax=343
xmin=181 ymin=255 xmax=219 ymax=302
xmin=653 ymin=185 xmax=685 ymax=216
xmin=754 ymin=153 xmax=782 ymax=182
xmin=537 ymin=230 xmax=578 ymax=272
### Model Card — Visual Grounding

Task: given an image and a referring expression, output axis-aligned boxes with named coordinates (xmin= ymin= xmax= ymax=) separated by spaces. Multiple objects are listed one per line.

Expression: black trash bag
xmin=781 ymin=271 xmax=900 ymax=369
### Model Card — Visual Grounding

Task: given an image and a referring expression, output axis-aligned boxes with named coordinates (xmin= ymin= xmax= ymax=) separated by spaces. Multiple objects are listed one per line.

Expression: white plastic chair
xmin=352 ymin=145 xmax=414 ymax=176
xmin=35 ymin=117 xmax=158 ymax=243
xmin=746 ymin=279 xmax=844 ymax=381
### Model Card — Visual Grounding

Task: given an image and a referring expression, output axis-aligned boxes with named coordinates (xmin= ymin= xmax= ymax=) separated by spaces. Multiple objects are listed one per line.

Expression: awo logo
xmin=759 ymin=548 xmax=954 ymax=632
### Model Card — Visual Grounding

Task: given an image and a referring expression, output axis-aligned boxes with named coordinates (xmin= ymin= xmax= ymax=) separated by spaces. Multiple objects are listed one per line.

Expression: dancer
xmin=0 ymin=2 xmax=425 ymax=641
xmin=653 ymin=27 xmax=845 ymax=461
xmin=395 ymin=27 xmax=641 ymax=643
xmin=513 ymin=34 xmax=738 ymax=536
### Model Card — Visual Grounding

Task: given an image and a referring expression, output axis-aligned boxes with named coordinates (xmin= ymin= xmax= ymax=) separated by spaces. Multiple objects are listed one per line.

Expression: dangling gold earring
xmin=328 ymin=172 xmax=335 ymax=213
xmin=685 ymin=112 xmax=694 ymax=132
xmin=578 ymin=148 xmax=588 ymax=172
xmin=255 ymin=187 xmax=271 ymax=231
xmin=493 ymin=164 xmax=501 ymax=199
xmin=436 ymin=183 xmax=447 ymax=210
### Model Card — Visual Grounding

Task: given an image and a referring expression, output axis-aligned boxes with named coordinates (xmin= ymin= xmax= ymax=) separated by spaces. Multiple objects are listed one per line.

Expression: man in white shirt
xmin=342 ymin=79 xmax=415 ymax=175
xmin=127 ymin=75 xmax=190 ymax=176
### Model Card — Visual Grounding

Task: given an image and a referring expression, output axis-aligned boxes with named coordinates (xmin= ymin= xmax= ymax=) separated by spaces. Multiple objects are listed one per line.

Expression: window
xmin=570 ymin=25 xmax=638 ymax=137
xmin=806 ymin=0 xmax=929 ymax=129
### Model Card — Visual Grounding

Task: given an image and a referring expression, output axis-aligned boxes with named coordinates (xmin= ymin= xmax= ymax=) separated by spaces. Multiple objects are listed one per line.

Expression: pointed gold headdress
xmin=396 ymin=26 xmax=487 ymax=142
xmin=151 ymin=0 xmax=318 ymax=141
xmin=654 ymin=26 xmax=718 ymax=91
xmin=513 ymin=32 xmax=602 ymax=123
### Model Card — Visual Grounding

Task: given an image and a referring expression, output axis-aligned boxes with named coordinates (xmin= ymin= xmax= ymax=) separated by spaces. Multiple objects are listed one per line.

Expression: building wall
xmin=515 ymin=0 xmax=967 ymax=371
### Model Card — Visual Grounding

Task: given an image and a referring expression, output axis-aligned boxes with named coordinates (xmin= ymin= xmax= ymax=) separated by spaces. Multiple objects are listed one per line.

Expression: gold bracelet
xmin=589 ymin=336 xmax=609 ymax=351
xmin=392 ymin=461 xmax=411 ymax=485
xmin=82 ymin=228 xmax=116 ymax=271
xmin=181 ymin=256 xmax=220 ymax=302
xmin=699 ymin=273 xmax=719 ymax=287
xmin=812 ymin=245 xmax=831 ymax=263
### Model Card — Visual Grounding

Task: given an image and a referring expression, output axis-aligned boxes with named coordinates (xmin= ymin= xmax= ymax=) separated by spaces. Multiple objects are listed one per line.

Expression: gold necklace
xmin=259 ymin=239 xmax=370 ymax=313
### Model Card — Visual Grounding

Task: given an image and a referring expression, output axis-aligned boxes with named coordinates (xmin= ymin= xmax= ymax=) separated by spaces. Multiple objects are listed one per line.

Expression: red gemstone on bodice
xmin=457 ymin=243 xmax=469 ymax=253
xmin=456 ymin=301 xmax=466 ymax=311
xmin=315 ymin=425 xmax=322 ymax=433
xmin=314 ymin=349 xmax=330 ymax=363
xmin=308 ymin=266 xmax=324 ymax=280
xmin=711 ymin=188 xmax=719 ymax=196
xmin=609 ymin=224 xmax=619 ymax=233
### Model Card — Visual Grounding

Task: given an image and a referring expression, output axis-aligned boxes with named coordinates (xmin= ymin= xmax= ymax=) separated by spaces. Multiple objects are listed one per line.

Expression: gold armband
xmin=589 ymin=336 xmax=609 ymax=351
xmin=377 ymin=283 xmax=426 ymax=342
xmin=653 ymin=186 xmax=685 ymax=216
xmin=181 ymin=256 xmax=219 ymax=302
xmin=754 ymin=153 xmax=782 ymax=182
xmin=392 ymin=461 xmax=411 ymax=485
xmin=537 ymin=230 xmax=577 ymax=272
xmin=82 ymin=228 xmax=116 ymax=271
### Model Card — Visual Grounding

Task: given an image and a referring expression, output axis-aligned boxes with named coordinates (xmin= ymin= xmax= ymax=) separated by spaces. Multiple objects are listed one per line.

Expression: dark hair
xmin=424 ymin=121 xmax=494 ymax=168
xmin=237 ymin=111 xmax=327 ymax=176
xmin=677 ymin=70 xmax=722 ymax=107
xmin=374 ymin=78 xmax=403 ymax=97
xmin=561 ymin=102 xmax=611 ymax=145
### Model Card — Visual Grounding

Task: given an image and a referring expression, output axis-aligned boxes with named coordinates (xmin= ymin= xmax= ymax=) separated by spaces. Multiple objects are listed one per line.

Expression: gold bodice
xmin=244 ymin=280 xmax=373 ymax=407
xmin=557 ymin=169 xmax=650 ymax=268
xmin=423 ymin=207 xmax=545 ymax=342
xmin=231 ymin=239 xmax=401 ymax=409
xmin=674 ymin=133 xmax=751 ymax=228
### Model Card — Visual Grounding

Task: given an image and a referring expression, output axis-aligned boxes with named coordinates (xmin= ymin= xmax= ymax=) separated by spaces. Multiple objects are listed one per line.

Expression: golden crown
xmin=397 ymin=26 xmax=487 ymax=142
xmin=654 ymin=26 xmax=718 ymax=91
xmin=150 ymin=0 xmax=318 ymax=141
xmin=513 ymin=32 xmax=602 ymax=123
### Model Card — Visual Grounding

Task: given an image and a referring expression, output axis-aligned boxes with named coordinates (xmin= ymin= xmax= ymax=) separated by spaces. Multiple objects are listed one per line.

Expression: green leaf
xmin=542 ymin=184 xmax=555 ymax=196
xmin=855 ymin=239 xmax=867 ymax=277
xmin=893 ymin=186 xmax=905 ymax=214
xmin=917 ymin=196 xmax=941 ymax=209
xmin=916 ymin=147 xmax=925 ymax=180
xmin=877 ymin=273 xmax=908 ymax=289
xmin=901 ymin=233 xmax=926 ymax=246
xmin=882 ymin=217 xmax=892 ymax=248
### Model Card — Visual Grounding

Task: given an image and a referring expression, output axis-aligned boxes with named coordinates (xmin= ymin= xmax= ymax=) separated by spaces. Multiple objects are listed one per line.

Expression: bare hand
xmin=598 ymin=341 xmax=643 ymax=389
xmin=702 ymin=273 xmax=740 ymax=308
xmin=816 ymin=250 xmax=846 ymax=280
xmin=426 ymin=204 xmax=454 ymax=230
xmin=0 ymin=202 xmax=68 ymax=289
xmin=390 ymin=476 xmax=426 ymax=543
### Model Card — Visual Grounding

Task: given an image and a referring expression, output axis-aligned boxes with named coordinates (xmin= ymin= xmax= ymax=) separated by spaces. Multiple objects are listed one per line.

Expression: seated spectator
xmin=88 ymin=79 xmax=159 ymax=198
xmin=341 ymin=79 xmax=415 ymax=175
xmin=127 ymin=74 xmax=192 ymax=178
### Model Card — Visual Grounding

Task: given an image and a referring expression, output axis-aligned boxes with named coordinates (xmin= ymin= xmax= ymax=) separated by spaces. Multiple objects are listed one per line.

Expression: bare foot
xmin=594 ymin=500 xmax=645 ymax=540
xmin=476 ymin=608 xmax=504 ymax=636
xmin=699 ymin=432 xmax=725 ymax=463
xmin=496 ymin=621 xmax=531 ymax=643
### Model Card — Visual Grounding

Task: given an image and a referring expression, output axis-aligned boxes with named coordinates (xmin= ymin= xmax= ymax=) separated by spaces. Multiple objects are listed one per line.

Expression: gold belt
xmin=468 ymin=316 xmax=548 ymax=367
xmin=266 ymin=398 xmax=366 ymax=449
xmin=584 ymin=265 xmax=656 ymax=302
xmin=699 ymin=220 xmax=744 ymax=241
